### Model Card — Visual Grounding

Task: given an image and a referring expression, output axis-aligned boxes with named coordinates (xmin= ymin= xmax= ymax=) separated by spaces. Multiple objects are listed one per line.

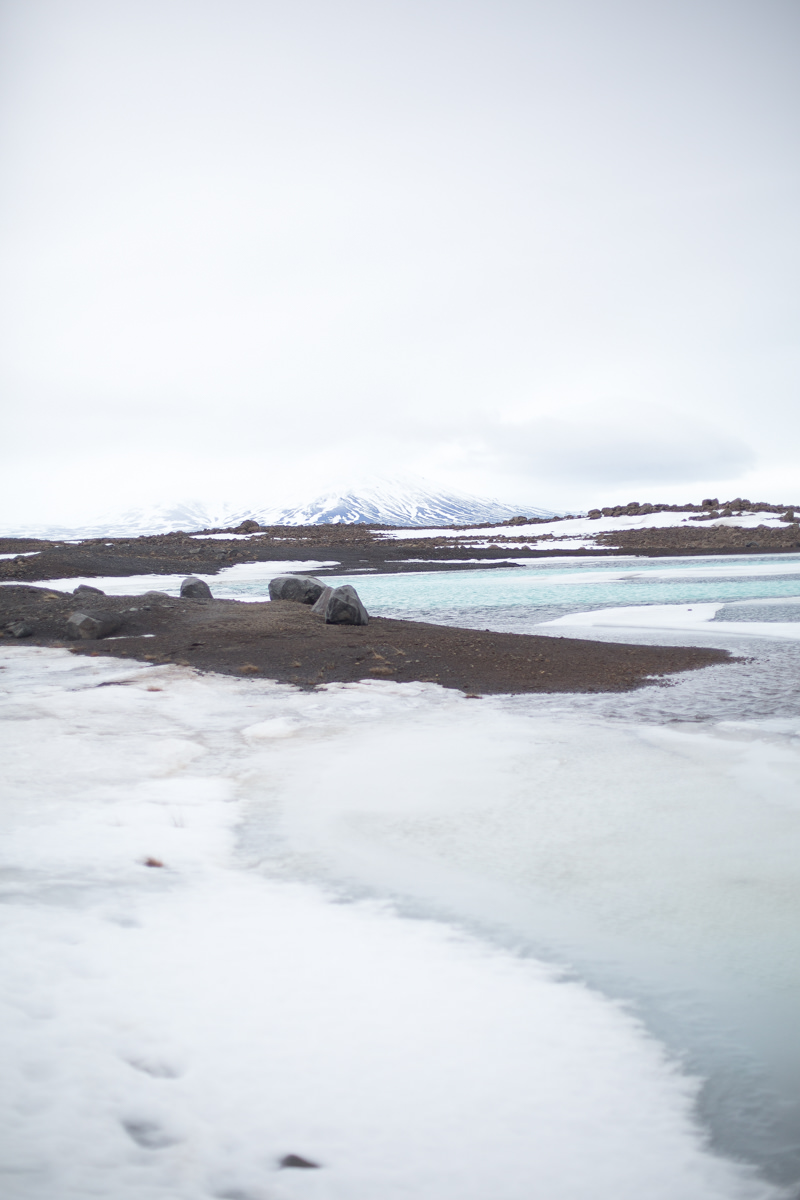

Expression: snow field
xmin=377 ymin=511 xmax=796 ymax=541
xmin=0 ymin=648 xmax=778 ymax=1200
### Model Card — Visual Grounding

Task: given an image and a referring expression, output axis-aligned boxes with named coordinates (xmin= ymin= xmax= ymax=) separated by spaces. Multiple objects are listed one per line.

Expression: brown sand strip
xmin=1 ymin=586 xmax=731 ymax=695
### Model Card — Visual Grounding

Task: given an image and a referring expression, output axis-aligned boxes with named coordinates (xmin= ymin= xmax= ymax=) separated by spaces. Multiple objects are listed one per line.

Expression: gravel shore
xmin=0 ymin=584 xmax=730 ymax=696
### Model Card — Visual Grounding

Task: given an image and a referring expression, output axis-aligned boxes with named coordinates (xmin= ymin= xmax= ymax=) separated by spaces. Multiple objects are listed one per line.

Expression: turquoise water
xmin=323 ymin=559 xmax=800 ymax=618
xmin=35 ymin=552 xmax=800 ymax=624
xmin=220 ymin=553 xmax=800 ymax=633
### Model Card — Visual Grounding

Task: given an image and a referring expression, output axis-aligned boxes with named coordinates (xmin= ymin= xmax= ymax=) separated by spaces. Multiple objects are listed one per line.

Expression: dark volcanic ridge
xmin=0 ymin=584 xmax=732 ymax=697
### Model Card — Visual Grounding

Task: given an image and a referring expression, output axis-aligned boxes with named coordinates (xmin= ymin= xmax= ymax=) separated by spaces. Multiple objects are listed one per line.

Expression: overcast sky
xmin=1 ymin=0 xmax=798 ymax=523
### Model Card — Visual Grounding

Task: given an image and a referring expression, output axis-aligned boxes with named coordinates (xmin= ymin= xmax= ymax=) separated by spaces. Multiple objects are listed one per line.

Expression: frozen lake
xmin=2 ymin=553 xmax=799 ymax=1197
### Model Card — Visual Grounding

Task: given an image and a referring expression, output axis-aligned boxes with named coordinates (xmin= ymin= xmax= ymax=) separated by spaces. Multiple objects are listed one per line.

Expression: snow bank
xmin=0 ymin=648 xmax=777 ymax=1200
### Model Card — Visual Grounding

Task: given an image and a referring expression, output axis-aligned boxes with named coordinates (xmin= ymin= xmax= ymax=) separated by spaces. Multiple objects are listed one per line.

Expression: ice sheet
xmin=542 ymin=602 xmax=800 ymax=640
xmin=0 ymin=648 xmax=777 ymax=1199
xmin=254 ymin=691 xmax=800 ymax=1177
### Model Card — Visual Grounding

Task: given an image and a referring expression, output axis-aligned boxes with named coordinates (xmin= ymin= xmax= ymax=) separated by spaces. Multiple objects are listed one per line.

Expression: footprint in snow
xmin=122 ymin=1118 xmax=182 ymax=1149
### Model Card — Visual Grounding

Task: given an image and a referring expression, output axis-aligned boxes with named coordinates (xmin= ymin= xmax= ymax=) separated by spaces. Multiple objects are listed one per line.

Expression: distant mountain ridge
xmin=257 ymin=481 xmax=556 ymax=527
xmin=0 ymin=480 xmax=557 ymax=538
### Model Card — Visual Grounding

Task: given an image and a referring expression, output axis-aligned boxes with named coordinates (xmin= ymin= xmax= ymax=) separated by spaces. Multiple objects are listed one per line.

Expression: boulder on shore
xmin=180 ymin=576 xmax=213 ymax=599
xmin=67 ymin=611 xmax=121 ymax=640
xmin=268 ymin=575 xmax=326 ymax=604
xmin=324 ymin=584 xmax=369 ymax=626
xmin=311 ymin=586 xmax=333 ymax=615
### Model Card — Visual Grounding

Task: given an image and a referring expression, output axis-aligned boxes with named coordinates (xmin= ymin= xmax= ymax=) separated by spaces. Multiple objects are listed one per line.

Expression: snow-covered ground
xmin=0 ymin=648 xmax=786 ymax=1200
xmin=377 ymin=511 xmax=794 ymax=548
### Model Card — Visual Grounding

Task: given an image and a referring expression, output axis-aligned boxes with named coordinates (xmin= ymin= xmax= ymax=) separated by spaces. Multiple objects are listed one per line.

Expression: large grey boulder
xmin=268 ymin=575 xmax=326 ymax=604
xmin=324 ymin=584 xmax=369 ymax=626
xmin=180 ymin=576 xmax=213 ymax=599
xmin=310 ymin=586 xmax=333 ymax=615
xmin=73 ymin=584 xmax=105 ymax=597
xmin=67 ymin=611 xmax=122 ymax=640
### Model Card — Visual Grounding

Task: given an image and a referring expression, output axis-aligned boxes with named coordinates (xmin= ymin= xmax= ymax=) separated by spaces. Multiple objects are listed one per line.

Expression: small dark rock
xmin=234 ymin=519 xmax=261 ymax=533
xmin=7 ymin=621 xmax=33 ymax=637
xmin=73 ymin=584 xmax=105 ymax=596
xmin=268 ymin=575 xmax=326 ymax=604
xmin=180 ymin=576 xmax=213 ymax=599
xmin=67 ymin=611 xmax=122 ymax=640
xmin=325 ymin=584 xmax=369 ymax=626
xmin=279 ymin=1154 xmax=320 ymax=1170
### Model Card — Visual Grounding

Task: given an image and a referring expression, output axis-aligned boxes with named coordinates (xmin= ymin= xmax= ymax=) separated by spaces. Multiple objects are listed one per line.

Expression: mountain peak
xmin=0 ymin=477 xmax=557 ymax=537
xmin=256 ymin=478 xmax=555 ymax=526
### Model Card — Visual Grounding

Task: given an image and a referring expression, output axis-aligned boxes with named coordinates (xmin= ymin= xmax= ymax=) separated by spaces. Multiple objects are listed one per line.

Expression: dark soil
xmin=0 ymin=585 xmax=731 ymax=696
xmin=0 ymin=528 xmax=542 ymax=584
xmin=596 ymin=523 xmax=800 ymax=554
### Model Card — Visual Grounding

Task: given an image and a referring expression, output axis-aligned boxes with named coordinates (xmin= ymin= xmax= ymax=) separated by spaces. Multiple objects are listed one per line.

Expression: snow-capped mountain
xmin=0 ymin=502 xmax=242 ymax=541
xmin=255 ymin=480 xmax=555 ymax=526
xmin=0 ymin=479 xmax=556 ymax=538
